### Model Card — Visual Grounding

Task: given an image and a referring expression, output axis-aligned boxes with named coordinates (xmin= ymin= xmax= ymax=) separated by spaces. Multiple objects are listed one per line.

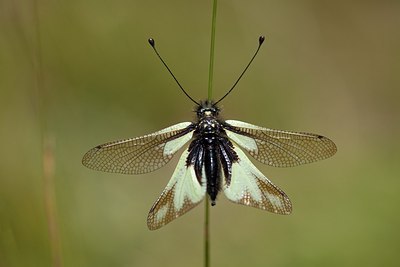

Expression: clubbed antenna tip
xmin=148 ymin=38 xmax=155 ymax=47
xmin=259 ymin=36 xmax=265 ymax=45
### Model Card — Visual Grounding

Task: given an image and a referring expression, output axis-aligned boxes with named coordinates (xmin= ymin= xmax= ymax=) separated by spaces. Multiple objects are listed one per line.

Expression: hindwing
xmin=222 ymin=144 xmax=292 ymax=214
xmin=147 ymin=148 xmax=207 ymax=230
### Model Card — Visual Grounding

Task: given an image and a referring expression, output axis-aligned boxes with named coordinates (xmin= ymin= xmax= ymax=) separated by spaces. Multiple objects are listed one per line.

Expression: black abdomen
xmin=204 ymin=141 xmax=221 ymax=205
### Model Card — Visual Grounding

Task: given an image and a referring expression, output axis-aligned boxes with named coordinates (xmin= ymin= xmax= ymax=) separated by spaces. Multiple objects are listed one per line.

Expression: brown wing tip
xmin=321 ymin=136 xmax=338 ymax=157
xmin=81 ymin=146 xmax=100 ymax=168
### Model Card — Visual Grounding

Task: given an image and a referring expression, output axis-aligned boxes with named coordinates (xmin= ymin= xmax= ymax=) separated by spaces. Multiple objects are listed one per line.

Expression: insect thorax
xmin=196 ymin=100 xmax=220 ymax=119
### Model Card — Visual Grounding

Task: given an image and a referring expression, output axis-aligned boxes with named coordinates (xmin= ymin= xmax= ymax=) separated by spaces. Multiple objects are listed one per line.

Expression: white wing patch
xmin=163 ymin=130 xmax=193 ymax=156
xmin=147 ymin=148 xmax=206 ymax=230
xmin=223 ymin=145 xmax=292 ymax=214
xmin=226 ymin=130 xmax=258 ymax=153
xmin=227 ymin=120 xmax=299 ymax=135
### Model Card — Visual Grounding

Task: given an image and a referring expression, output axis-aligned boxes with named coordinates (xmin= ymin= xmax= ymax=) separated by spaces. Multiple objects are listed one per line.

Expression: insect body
xmin=189 ymin=102 xmax=237 ymax=206
xmin=82 ymin=37 xmax=337 ymax=230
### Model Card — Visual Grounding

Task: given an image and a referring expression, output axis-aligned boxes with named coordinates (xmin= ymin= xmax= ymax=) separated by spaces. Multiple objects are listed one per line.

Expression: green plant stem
xmin=207 ymin=0 xmax=218 ymax=101
xmin=205 ymin=1 xmax=218 ymax=267
xmin=204 ymin=197 xmax=210 ymax=267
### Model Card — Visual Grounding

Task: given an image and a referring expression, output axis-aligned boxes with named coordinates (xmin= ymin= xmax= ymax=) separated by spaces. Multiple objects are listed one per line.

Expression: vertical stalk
xmin=32 ymin=1 xmax=63 ymax=266
xmin=205 ymin=1 xmax=218 ymax=267
xmin=207 ymin=0 xmax=218 ymax=101
xmin=204 ymin=197 xmax=210 ymax=267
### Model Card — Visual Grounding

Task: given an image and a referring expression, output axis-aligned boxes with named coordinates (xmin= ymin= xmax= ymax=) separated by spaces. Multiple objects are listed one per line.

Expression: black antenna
xmin=148 ymin=38 xmax=200 ymax=105
xmin=215 ymin=36 xmax=265 ymax=105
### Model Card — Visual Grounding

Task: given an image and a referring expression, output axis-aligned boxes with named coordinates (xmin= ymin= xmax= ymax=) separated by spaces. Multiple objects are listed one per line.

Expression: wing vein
xmin=82 ymin=122 xmax=195 ymax=174
xmin=224 ymin=120 xmax=336 ymax=167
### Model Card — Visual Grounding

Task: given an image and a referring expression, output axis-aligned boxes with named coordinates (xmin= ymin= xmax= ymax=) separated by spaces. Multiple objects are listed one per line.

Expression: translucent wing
xmin=223 ymin=145 xmax=292 ymax=214
xmin=82 ymin=122 xmax=195 ymax=174
xmin=224 ymin=120 xmax=337 ymax=167
xmin=147 ymin=148 xmax=207 ymax=230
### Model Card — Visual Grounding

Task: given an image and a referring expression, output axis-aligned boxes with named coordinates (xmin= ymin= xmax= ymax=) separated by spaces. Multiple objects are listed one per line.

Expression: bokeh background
xmin=1 ymin=1 xmax=400 ymax=266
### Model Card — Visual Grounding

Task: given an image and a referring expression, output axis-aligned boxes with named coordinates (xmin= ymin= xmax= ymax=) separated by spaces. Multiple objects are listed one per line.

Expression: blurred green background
xmin=1 ymin=1 xmax=400 ymax=266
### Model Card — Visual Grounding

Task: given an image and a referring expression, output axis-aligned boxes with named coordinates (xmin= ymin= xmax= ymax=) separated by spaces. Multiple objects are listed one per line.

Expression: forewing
xmin=223 ymin=145 xmax=292 ymax=214
xmin=225 ymin=120 xmax=337 ymax=167
xmin=82 ymin=122 xmax=194 ymax=174
xmin=147 ymin=148 xmax=207 ymax=230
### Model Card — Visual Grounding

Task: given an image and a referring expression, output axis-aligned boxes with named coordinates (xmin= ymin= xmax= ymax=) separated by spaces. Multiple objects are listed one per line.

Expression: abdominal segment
xmin=187 ymin=135 xmax=238 ymax=206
